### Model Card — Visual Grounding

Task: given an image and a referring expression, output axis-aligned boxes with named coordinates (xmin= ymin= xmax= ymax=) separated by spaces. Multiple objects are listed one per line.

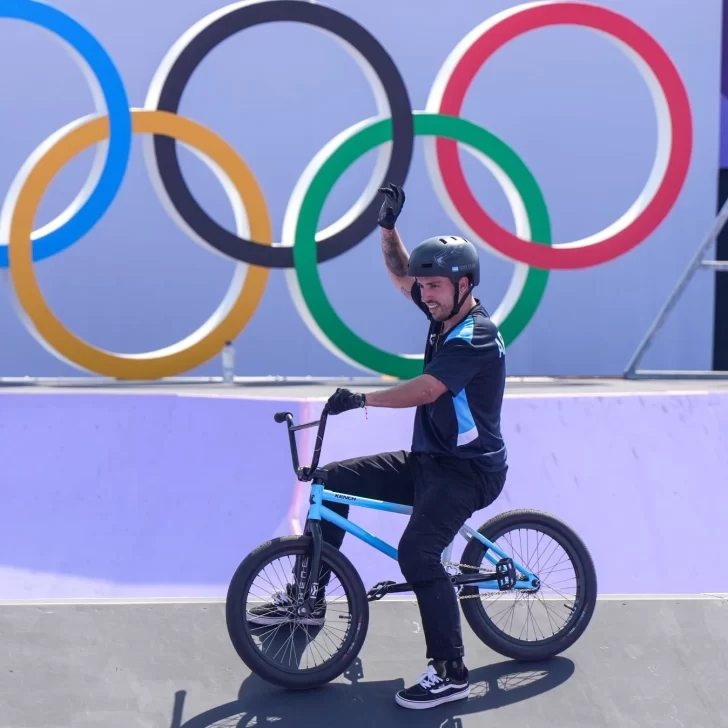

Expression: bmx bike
xmin=225 ymin=405 xmax=597 ymax=690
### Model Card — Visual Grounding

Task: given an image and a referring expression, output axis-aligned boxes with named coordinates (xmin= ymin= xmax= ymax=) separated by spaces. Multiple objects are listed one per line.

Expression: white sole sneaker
xmin=395 ymin=685 xmax=470 ymax=709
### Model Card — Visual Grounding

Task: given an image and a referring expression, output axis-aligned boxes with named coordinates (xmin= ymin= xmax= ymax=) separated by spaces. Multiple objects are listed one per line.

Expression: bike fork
xmin=305 ymin=519 xmax=323 ymax=612
xmin=293 ymin=482 xmax=324 ymax=617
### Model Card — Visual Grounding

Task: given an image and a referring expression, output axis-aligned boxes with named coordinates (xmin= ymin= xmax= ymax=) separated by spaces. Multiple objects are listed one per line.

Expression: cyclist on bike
xmin=248 ymin=183 xmax=507 ymax=710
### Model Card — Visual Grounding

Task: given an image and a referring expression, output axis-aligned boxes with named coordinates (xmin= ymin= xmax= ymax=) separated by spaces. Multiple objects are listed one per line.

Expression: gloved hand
xmin=327 ymin=388 xmax=366 ymax=415
xmin=377 ymin=183 xmax=405 ymax=230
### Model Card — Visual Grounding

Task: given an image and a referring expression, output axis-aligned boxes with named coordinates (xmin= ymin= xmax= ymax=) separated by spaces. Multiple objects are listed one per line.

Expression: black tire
xmin=459 ymin=509 xmax=597 ymax=661
xmin=225 ymin=535 xmax=369 ymax=690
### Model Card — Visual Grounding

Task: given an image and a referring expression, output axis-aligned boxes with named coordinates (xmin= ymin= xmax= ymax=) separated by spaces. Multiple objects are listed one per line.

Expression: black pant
xmin=315 ymin=450 xmax=506 ymax=661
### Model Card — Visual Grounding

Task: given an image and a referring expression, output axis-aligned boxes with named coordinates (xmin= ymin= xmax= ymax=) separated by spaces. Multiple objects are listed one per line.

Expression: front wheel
xmin=226 ymin=535 xmax=369 ymax=690
xmin=459 ymin=509 xmax=597 ymax=661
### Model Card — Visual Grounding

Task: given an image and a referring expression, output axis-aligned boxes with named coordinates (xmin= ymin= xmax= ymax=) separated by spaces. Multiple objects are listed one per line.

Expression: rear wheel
xmin=459 ymin=509 xmax=597 ymax=661
xmin=226 ymin=535 xmax=369 ymax=689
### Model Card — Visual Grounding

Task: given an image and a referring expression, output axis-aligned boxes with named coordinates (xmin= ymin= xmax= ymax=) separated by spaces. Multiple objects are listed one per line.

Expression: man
xmin=250 ymin=183 xmax=508 ymax=710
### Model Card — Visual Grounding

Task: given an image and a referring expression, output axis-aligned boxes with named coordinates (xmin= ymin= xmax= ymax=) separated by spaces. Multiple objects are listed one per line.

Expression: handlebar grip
xmin=274 ymin=411 xmax=291 ymax=423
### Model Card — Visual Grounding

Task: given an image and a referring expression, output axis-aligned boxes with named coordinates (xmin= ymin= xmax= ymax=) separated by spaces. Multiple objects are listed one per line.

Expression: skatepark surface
xmin=2 ymin=597 xmax=727 ymax=728
xmin=1 ymin=376 xmax=727 ymax=727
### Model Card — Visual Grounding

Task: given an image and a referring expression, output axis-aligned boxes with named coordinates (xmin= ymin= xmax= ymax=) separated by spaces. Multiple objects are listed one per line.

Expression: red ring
xmin=434 ymin=2 xmax=692 ymax=269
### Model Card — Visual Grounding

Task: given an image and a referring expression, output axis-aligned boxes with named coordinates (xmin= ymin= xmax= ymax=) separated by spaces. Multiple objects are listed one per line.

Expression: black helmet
xmin=407 ymin=236 xmax=480 ymax=320
xmin=407 ymin=235 xmax=480 ymax=286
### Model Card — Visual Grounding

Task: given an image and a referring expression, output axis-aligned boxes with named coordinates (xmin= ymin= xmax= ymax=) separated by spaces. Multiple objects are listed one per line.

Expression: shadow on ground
xmin=170 ymin=656 xmax=575 ymax=727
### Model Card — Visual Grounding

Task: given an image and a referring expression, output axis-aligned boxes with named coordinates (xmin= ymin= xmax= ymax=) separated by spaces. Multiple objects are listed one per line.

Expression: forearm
xmin=381 ymin=227 xmax=409 ymax=277
xmin=381 ymin=227 xmax=415 ymax=299
xmin=365 ymin=375 xmax=445 ymax=408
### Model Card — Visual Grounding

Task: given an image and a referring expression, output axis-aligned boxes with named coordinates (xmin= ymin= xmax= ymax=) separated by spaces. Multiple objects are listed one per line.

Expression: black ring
xmin=151 ymin=0 xmax=414 ymax=269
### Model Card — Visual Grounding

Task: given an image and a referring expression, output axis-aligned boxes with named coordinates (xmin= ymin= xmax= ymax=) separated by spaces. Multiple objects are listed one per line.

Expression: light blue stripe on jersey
xmin=445 ymin=315 xmax=477 ymax=446
xmin=445 ymin=315 xmax=474 ymax=344
xmin=454 ymin=388 xmax=478 ymax=446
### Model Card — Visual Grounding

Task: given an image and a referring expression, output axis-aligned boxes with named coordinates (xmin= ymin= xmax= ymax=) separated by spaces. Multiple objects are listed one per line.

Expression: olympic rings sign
xmin=0 ymin=0 xmax=692 ymax=380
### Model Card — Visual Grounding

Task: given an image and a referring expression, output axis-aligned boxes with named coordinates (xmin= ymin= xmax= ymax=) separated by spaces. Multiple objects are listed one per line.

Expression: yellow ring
xmin=8 ymin=109 xmax=271 ymax=379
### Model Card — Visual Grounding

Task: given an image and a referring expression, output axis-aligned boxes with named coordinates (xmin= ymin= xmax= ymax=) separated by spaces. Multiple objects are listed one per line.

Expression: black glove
xmin=377 ymin=183 xmax=405 ymax=230
xmin=327 ymin=388 xmax=366 ymax=415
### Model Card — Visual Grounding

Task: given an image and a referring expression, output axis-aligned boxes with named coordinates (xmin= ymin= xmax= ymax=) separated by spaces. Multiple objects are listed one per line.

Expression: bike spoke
xmin=470 ymin=525 xmax=581 ymax=644
xmin=242 ymin=551 xmax=356 ymax=674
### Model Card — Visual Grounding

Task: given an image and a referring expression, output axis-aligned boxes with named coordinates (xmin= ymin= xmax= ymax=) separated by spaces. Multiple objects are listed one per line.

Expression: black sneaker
xmin=395 ymin=660 xmax=470 ymax=710
xmin=246 ymin=584 xmax=326 ymax=626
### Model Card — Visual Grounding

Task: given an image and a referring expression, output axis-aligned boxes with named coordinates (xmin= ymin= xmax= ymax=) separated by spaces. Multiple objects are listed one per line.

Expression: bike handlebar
xmin=273 ymin=405 xmax=330 ymax=481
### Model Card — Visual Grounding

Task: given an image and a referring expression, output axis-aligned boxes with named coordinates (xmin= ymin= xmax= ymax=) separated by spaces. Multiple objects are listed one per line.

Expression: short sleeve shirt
xmin=410 ymin=284 xmax=507 ymax=472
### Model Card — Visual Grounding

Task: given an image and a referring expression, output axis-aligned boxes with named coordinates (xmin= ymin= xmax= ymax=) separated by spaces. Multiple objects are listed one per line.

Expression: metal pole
xmin=623 ymin=196 xmax=728 ymax=378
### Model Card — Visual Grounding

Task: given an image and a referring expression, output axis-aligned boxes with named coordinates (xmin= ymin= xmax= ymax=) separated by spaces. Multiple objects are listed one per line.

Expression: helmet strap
xmin=445 ymin=280 xmax=475 ymax=321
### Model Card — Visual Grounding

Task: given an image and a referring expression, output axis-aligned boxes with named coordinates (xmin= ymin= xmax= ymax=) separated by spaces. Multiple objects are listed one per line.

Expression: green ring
xmin=292 ymin=112 xmax=552 ymax=379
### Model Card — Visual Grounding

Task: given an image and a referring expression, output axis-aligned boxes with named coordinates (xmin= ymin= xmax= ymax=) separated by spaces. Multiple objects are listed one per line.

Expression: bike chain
xmin=445 ymin=560 xmax=503 ymax=601
xmin=369 ymin=562 xmax=535 ymax=602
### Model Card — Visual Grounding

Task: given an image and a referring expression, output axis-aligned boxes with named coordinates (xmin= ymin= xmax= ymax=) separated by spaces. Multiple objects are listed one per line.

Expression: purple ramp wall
xmin=0 ymin=393 xmax=308 ymax=599
xmin=1 ymin=391 xmax=726 ymax=599
xmin=302 ymin=394 xmax=728 ymax=596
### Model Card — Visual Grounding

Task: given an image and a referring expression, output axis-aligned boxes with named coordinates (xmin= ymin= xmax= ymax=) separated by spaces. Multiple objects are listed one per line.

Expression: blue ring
xmin=0 ymin=0 xmax=131 ymax=267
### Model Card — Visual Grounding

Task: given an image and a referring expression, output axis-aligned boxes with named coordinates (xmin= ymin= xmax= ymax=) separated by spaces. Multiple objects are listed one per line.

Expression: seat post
xmin=441 ymin=539 xmax=455 ymax=570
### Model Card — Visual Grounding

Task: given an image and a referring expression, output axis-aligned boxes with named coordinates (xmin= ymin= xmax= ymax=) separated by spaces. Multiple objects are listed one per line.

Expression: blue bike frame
xmin=273 ymin=406 xmax=539 ymax=595
xmin=308 ymin=483 xmax=539 ymax=592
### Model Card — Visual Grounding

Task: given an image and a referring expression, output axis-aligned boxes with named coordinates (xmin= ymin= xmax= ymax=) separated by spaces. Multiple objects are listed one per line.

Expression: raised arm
xmin=378 ymin=184 xmax=415 ymax=300
xmin=381 ymin=226 xmax=415 ymax=300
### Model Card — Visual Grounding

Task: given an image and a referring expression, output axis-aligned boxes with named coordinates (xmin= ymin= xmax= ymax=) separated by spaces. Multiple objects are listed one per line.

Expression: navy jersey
xmin=410 ymin=284 xmax=507 ymax=472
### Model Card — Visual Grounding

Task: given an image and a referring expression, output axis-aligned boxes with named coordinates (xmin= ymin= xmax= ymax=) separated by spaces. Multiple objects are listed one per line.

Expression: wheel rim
xmin=236 ymin=545 xmax=361 ymax=675
xmin=465 ymin=521 xmax=590 ymax=647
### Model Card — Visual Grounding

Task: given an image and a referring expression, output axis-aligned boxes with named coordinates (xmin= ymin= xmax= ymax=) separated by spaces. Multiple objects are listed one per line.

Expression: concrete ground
xmin=1 ymin=597 xmax=727 ymax=728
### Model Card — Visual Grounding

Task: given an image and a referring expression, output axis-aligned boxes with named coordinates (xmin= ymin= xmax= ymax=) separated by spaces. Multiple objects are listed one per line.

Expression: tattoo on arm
xmin=381 ymin=228 xmax=408 ymax=277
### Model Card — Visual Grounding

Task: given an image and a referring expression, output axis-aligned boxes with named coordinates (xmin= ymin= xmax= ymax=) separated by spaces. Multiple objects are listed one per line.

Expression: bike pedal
xmin=366 ymin=580 xmax=396 ymax=602
xmin=496 ymin=558 xmax=517 ymax=591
